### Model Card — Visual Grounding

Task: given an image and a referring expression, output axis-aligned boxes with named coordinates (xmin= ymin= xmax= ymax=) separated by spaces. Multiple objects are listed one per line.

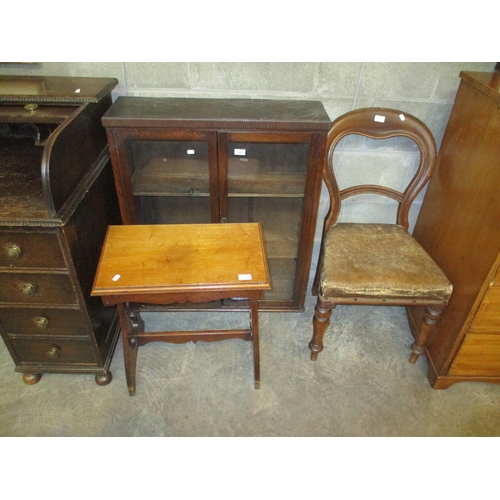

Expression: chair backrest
xmin=322 ymin=107 xmax=437 ymax=232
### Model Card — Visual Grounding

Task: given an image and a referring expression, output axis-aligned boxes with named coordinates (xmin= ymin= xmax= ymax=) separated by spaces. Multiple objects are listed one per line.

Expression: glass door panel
xmin=126 ymin=139 xmax=212 ymax=224
xmin=136 ymin=197 xmax=212 ymax=225
xmin=226 ymin=140 xmax=310 ymax=303
xmin=228 ymin=197 xmax=303 ymax=301
xmin=227 ymin=142 xmax=308 ymax=197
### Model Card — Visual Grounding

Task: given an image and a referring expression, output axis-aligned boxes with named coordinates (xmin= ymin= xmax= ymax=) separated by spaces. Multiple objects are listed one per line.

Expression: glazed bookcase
xmin=102 ymin=97 xmax=330 ymax=311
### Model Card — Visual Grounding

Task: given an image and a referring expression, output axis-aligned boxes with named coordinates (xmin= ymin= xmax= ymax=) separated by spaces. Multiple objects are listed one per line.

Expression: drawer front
xmin=469 ymin=287 xmax=500 ymax=333
xmin=0 ymin=231 xmax=66 ymax=269
xmin=449 ymin=334 xmax=500 ymax=376
xmin=8 ymin=337 xmax=97 ymax=365
xmin=0 ymin=273 xmax=78 ymax=305
xmin=0 ymin=307 xmax=88 ymax=336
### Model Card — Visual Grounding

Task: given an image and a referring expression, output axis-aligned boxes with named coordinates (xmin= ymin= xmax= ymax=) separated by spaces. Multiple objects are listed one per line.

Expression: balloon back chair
xmin=309 ymin=108 xmax=452 ymax=367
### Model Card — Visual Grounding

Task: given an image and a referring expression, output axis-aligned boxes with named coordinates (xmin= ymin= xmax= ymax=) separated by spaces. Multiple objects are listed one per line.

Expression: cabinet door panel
xmin=129 ymin=139 xmax=215 ymax=223
xmin=113 ymin=129 xmax=219 ymax=224
xmin=226 ymin=141 xmax=309 ymax=197
xmin=130 ymin=140 xmax=210 ymax=196
xmin=228 ymin=198 xmax=302 ymax=258
xmin=221 ymin=135 xmax=312 ymax=305
xmin=136 ymin=196 xmax=212 ymax=225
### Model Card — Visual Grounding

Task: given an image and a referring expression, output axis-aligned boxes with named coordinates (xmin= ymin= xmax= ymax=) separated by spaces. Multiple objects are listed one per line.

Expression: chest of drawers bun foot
xmin=22 ymin=372 xmax=42 ymax=385
xmin=95 ymin=372 xmax=112 ymax=386
xmin=20 ymin=371 xmax=112 ymax=386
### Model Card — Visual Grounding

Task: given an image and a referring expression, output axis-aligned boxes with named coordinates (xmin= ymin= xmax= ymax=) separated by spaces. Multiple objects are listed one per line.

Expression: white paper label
xmin=238 ymin=274 xmax=252 ymax=281
xmin=374 ymin=115 xmax=386 ymax=123
xmin=234 ymin=149 xmax=246 ymax=156
xmin=187 ymin=149 xmax=195 ymax=155
xmin=112 ymin=274 xmax=121 ymax=281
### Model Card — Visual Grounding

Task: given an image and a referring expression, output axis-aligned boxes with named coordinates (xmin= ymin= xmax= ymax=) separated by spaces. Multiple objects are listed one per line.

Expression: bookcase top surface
xmin=102 ymin=96 xmax=331 ymax=131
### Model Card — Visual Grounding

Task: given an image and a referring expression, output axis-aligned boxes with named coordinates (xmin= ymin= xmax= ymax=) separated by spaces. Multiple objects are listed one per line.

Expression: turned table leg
xmin=117 ymin=303 xmax=143 ymax=396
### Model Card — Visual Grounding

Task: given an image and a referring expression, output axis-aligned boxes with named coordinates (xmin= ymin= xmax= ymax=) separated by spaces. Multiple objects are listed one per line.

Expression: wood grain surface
xmin=92 ymin=223 xmax=271 ymax=295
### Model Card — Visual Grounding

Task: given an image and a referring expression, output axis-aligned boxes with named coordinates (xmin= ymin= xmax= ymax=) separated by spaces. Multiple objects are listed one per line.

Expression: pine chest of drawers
xmin=408 ymin=71 xmax=500 ymax=388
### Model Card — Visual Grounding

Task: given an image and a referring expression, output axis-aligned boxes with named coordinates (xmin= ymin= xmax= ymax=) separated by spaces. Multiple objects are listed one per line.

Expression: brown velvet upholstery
xmin=319 ymin=223 xmax=452 ymax=302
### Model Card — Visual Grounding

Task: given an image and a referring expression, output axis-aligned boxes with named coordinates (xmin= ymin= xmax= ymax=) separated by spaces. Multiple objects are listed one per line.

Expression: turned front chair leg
xmin=309 ymin=299 xmax=333 ymax=361
xmin=409 ymin=305 xmax=444 ymax=364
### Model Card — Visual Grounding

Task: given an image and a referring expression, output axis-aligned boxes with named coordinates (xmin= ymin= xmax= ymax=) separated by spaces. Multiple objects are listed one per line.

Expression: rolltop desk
xmin=0 ymin=76 xmax=121 ymax=386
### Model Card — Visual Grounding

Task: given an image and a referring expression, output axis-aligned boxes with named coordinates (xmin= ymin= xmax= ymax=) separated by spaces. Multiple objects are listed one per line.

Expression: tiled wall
xmin=1 ymin=61 xmax=495 ymax=280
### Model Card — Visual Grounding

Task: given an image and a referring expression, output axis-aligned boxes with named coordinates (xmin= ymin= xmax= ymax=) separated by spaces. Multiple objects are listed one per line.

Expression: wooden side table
xmin=91 ymin=223 xmax=271 ymax=395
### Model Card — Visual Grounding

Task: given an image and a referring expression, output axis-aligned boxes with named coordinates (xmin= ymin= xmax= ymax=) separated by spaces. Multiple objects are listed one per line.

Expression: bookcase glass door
xmin=225 ymin=140 xmax=310 ymax=302
xmin=127 ymin=139 xmax=212 ymax=224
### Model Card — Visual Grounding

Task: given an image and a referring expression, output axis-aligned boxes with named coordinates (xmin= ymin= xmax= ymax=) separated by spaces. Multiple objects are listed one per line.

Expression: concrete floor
xmin=1 ymin=293 xmax=500 ymax=437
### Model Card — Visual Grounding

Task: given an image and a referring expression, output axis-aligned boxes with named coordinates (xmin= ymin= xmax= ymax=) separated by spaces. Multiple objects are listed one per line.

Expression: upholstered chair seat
xmin=319 ymin=223 xmax=452 ymax=302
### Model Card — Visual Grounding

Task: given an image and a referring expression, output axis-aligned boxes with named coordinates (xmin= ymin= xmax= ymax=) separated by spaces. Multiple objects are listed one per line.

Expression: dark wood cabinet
xmin=408 ymin=71 xmax=500 ymax=388
xmin=102 ymin=97 xmax=330 ymax=311
xmin=0 ymin=76 xmax=121 ymax=385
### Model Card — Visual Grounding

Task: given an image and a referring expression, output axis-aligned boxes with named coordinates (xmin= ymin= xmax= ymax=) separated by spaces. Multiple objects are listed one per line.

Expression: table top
xmin=91 ymin=223 xmax=271 ymax=297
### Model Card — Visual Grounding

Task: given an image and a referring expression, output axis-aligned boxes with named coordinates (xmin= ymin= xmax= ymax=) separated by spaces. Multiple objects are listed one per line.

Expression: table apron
xmin=101 ymin=289 xmax=265 ymax=307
